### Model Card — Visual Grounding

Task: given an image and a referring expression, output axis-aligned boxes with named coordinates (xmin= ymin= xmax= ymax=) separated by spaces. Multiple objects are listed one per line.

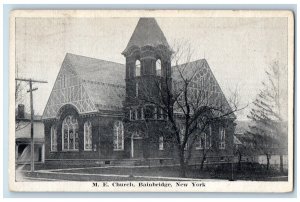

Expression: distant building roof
xmin=233 ymin=135 xmax=242 ymax=145
xmin=235 ymin=121 xmax=250 ymax=134
xmin=233 ymin=121 xmax=251 ymax=145
xmin=123 ymin=18 xmax=170 ymax=54
xmin=16 ymin=111 xmax=42 ymax=122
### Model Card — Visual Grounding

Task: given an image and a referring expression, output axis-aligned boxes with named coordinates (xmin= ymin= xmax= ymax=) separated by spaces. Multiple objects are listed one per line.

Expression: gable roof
xmin=66 ymin=53 xmax=126 ymax=111
xmin=123 ymin=18 xmax=170 ymax=54
xmin=172 ymin=59 xmax=236 ymax=119
xmin=65 ymin=53 xmax=125 ymax=111
xmin=65 ymin=53 xmax=125 ymax=86
xmin=43 ymin=53 xmax=235 ymax=120
xmin=42 ymin=53 xmax=125 ymax=119
xmin=172 ymin=59 xmax=206 ymax=81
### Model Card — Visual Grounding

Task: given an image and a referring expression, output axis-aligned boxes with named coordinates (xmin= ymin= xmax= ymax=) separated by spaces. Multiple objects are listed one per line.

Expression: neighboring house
xmin=234 ymin=121 xmax=288 ymax=170
xmin=15 ymin=104 xmax=45 ymax=164
xmin=42 ymin=18 xmax=235 ymax=167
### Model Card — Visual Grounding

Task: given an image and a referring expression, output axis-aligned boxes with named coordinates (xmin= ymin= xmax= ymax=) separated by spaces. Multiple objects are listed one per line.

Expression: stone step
xmin=109 ymin=159 xmax=147 ymax=166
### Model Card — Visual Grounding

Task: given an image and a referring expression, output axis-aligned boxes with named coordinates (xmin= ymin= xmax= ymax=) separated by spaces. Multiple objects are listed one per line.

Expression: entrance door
xmin=130 ymin=134 xmax=143 ymax=159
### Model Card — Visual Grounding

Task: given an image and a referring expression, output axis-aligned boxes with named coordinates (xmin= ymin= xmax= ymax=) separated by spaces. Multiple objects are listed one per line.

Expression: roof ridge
xmin=171 ymin=58 xmax=207 ymax=68
xmin=66 ymin=52 xmax=125 ymax=66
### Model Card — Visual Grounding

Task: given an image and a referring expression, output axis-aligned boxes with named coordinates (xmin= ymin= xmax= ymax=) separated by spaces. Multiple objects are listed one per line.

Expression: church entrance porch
xmin=130 ymin=133 xmax=144 ymax=159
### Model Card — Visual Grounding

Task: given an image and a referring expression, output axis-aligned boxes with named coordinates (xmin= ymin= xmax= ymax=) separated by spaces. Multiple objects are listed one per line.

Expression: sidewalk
xmin=15 ymin=165 xmax=289 ymax=182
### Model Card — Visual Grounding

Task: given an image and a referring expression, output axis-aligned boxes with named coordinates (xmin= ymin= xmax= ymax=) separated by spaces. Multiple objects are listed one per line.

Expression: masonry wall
xmin=44 ymin=106 xmax=235 ymax=167
xmin=44 ymin=111 xmax=129 ymax=166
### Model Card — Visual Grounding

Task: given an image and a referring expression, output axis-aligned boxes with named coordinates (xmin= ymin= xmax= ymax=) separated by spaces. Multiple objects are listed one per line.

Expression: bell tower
xmin=122 ymin=18 xmax=173 ymax=159
xmin=122 ymin=18 xmax=172 ymax=118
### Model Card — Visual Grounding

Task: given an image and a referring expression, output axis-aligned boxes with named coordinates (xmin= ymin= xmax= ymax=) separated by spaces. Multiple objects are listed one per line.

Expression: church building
xmin=42 ymin=18 xmax=236 ymax=167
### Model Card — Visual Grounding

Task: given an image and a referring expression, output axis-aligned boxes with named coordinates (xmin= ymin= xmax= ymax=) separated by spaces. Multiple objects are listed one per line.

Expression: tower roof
xmin=123 ymin=18 xmax=170 ymax=54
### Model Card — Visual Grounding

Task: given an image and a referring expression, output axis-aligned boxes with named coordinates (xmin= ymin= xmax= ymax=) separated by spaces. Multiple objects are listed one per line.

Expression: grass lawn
xmin=52 ymin=164 xmax=288 ymax=181
xmin=17 ymin=163 xmax=288 ymax=181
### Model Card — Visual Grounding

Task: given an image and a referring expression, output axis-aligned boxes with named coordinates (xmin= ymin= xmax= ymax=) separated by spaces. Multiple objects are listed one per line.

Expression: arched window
xmin=219 ymin=126 xmax=226 ymax=149
xmin=51 ymin=125 xmax=57 ymax=151
xmin=195 ymin=132 xmax=206 ymax=150
xmin=156 ymin=59 xmax=162 ymax=76
xmin=135 ymin=60 xmax=141 ymax=77
xmin=113 ymin=121 xmax=124 ymax=150
xmin=208 ymin=125 xmax=212 ymax=148
xmin=62 ymin=115 xmax=79 ymax=151
xmin=159 ymin=136 xmax=164 ymax=150
xmin=84 ymin=121 xmax=92 ymax=151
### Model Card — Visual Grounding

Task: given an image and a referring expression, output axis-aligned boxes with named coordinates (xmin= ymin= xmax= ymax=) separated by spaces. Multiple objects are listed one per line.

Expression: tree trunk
xmin=280 ymin=155 xmax=284 ymax=173
xmin=266 ymin=154 xmax=270 ymax=171
xmin=237 ymin=153 xmax=242 ymax=171
xmin=179 ymin=152 xmax=186 ymax=178
xmin=200 ymin=157 xmax=205 ymax=171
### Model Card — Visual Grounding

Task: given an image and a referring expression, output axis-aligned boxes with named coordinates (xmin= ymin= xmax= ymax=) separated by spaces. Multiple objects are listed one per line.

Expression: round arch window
xmin=135 ymin=60 xmax=141 ymax=77
xmin=156 ymin=59 xmax=162 ymax=76
xmin=62 ymin=115 xmax=79 ymax=151
xmin=113 ymin=121 xmax=124 ymax=150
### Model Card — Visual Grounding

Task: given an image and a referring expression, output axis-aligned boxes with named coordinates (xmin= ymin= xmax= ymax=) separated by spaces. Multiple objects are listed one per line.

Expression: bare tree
xmin=227 ymin=84 xmax=250 ymax=171
xmin=246 ymin=60 xmax=286 ymax=172
xmin=127 ymin=41 xmax=243 ymax=177
xmin=15 ymin=67 xmax=30 ymax=131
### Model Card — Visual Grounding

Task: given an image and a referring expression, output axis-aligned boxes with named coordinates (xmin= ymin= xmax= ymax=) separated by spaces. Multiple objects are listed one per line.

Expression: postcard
xmin=9 ymin=10 xmax=294 ymax=192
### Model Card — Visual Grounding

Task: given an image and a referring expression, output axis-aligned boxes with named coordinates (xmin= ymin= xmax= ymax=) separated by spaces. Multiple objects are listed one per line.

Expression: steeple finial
xmin=122 ymin=18 xmax=170 ymax=55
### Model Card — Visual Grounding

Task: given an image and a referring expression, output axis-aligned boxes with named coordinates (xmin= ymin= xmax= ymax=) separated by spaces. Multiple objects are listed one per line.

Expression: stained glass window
xmin=209 ymin=125 xmax=212 ymax=148
xmin=141 ymin=107 xmax=144 ymax=119
xmin=219 ymin=126 xmax=226 ymax=149
xmin=156 ymin=59 xmax=162 ymax=76
xmin=136 ymin=60 xmax=141 ymax=77
xmin=51 ymin=125 xmax=57 ymax=151
xmin=84 ymin=121 xmax=92 ymax=151
xmin=113 ymin=121 xmax=124 ymax=150
xmin=129 ymin=109 xmax=132 ymax=120
xmin=62 ymin=115 xmax=79 ymax=151
xmin=159 ymin=136 xmax=164 ymax=150
xmin=195 ymin=132 xmax=206 ymax=150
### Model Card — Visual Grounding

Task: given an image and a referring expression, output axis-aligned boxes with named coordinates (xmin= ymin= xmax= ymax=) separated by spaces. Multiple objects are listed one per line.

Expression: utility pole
xmin=15 ymin=78 xmax=47 ymax=172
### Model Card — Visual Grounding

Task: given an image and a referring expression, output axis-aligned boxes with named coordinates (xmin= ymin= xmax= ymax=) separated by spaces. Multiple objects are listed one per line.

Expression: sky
xmin=15 ymin=17 xmax=288 ymax=121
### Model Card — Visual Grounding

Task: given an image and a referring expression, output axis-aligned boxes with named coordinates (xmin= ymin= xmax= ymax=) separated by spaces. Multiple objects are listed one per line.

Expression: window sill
xmin=61 ymin=150 xmax=79 ymax=152
xmin=129 ymin=119 xmax=166 ymax=122
xmin=113 ymin=149 xmax=124 ymax=151
xmin=196 ymin=147 xmax=211 ymax=150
